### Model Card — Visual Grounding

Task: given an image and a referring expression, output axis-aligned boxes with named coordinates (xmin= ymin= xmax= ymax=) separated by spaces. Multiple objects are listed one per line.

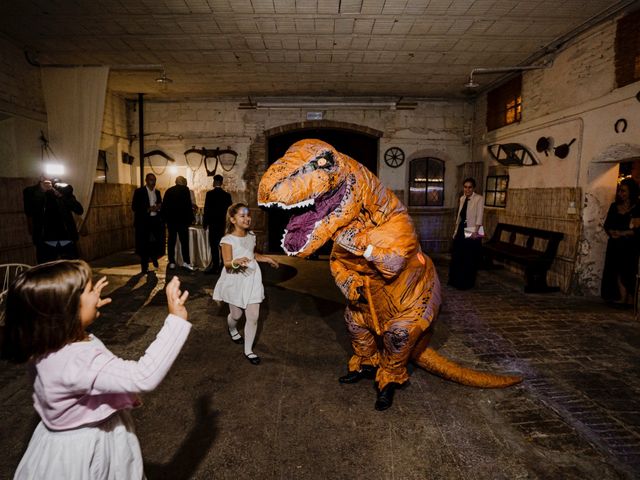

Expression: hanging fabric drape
xmin=41 ymin=66 xmax=110 ymax=223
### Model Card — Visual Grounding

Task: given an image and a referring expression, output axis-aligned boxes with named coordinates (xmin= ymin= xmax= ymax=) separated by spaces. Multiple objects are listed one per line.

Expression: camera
xmin=52 ymin=179 xmax=73 ymax=196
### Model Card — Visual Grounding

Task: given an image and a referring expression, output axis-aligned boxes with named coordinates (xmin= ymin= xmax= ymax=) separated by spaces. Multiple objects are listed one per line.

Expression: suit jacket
xmin=203 ymin=187 xmax=232 ymax=232
xmin=132 ymin=186 xmax=162 ymax=227
xmin=23 ymin=183 xmax=84 ymax=243
xmin=132 ymin=186 xmax=164 ymax=257
xmin=161 ymin=184 xmax=195 ymax=226
xmin=453 ymin=192 xmax=484 ymax=238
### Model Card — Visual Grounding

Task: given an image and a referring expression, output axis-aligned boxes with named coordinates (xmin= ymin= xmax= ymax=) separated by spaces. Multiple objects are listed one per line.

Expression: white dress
xmin=14 ymin=411 xmax=143 ymax=480
xmin=212 ymin=233 xmax=264 ymax=308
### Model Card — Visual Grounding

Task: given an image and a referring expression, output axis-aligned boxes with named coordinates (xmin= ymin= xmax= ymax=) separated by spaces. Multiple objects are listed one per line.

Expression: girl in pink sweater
xmin=2 ymin=260 xmax=191 ymax=479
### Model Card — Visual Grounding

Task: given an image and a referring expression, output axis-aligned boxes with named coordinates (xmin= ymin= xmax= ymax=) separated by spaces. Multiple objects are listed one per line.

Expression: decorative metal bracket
xmin=143 ymin=149 xmax=175 ymax=162
xmin=183 ymin=146 xmax=238 ymax=176
xmin=488 ymin=143 xmax=538 ymax=166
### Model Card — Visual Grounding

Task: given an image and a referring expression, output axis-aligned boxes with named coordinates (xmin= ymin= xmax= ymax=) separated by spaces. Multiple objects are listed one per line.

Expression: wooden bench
xmin=483 ymin=223 xmax=564 ymax=293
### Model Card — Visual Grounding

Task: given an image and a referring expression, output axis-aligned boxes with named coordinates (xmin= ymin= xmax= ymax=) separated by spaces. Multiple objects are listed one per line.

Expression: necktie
xmin=460 ymin=196 xmax=469 ymax=227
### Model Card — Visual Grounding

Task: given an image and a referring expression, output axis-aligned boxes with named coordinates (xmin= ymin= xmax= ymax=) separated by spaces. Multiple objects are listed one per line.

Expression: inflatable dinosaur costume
xmin=258 ymin=139 xmax=521 ymax=410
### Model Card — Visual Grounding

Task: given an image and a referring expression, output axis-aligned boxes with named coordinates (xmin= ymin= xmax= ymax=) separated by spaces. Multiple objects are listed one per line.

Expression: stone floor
xmin=1 ymin=251 xmax=640 ymax=479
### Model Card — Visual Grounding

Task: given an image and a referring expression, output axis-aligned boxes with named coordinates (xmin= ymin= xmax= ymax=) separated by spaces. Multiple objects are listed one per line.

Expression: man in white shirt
xmin=131 ymin=173 xmax=165 ymax=273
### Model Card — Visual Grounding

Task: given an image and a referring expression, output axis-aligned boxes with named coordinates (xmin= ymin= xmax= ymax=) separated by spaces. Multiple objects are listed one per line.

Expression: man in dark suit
xmin=162 ymin=176 xmax=196 ymax=270
xmin=131 ymin=173 xmax=165 ymax=273
xmin=23 ymin=175 xmax=84 ymax=264
xmin=203 ymin=174 xmax=232 ymax=274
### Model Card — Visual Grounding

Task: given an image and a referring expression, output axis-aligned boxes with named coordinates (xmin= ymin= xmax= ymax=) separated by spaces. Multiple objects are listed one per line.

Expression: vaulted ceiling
xmin=1 ymin=0 xmax=638 ymax=100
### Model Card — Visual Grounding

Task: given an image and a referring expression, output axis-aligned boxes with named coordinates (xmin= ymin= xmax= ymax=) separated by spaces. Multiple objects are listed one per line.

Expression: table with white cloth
xmin=175 ymin=226 xmax=211 ymax=269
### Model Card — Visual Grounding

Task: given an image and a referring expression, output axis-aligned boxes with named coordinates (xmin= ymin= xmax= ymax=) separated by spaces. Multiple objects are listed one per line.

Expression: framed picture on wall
xmin=485 ymin=175 xmax=508 ymax=207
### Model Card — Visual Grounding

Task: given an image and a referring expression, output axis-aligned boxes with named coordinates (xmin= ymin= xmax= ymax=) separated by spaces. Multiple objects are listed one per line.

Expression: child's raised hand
xmin=93 ymin=276 xmax=112 ymax=309
xmin=166 ymin=276 xmax=189 ymax=320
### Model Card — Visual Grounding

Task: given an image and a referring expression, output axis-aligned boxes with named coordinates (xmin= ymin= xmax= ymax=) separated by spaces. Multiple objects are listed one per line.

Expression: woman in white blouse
xmin=448 ymin=177 xmax=484 ymax=290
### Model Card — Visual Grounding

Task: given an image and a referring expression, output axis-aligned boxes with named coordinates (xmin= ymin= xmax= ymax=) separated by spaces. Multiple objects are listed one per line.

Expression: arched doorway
xmin=264 ymin=122 xmax=381 ymax=253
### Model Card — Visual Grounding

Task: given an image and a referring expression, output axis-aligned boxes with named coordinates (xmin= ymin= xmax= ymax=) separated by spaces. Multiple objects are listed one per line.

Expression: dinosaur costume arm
xmin=335 ymin=213 xmax=419 ymax=280
xmin=330 ymin=253 xmax=365 ymax=303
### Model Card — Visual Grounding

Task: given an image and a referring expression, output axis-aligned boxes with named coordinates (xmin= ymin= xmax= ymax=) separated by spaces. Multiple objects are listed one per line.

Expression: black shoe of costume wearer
xmin=338 ymin=365 xmax=377 ymax=384
xmin=374 ymin=383 xmax=399 ymax=411
xmin=152 ymin=258 xmax=159 ymax=268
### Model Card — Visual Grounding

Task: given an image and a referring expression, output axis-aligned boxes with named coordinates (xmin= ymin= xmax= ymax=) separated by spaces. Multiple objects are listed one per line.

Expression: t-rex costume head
xmin=259 ymin=139 xmax=521 ymax=395
xmin=258 ymin=139 xmax=369 ymax=257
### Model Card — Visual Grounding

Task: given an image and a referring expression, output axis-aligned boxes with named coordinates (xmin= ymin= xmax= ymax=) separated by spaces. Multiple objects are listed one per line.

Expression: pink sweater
xmin=30 ymin=314 xmax=191 ymax=430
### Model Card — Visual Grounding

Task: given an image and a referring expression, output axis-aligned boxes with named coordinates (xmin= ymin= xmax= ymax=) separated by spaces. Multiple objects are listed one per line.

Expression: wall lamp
xmin=465 ymin=60 xmax=553 ymax=89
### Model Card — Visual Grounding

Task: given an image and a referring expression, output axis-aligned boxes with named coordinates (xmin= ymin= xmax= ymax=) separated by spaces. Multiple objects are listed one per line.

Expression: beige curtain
xmin=41 ymin=66 xmax=110 ymax=221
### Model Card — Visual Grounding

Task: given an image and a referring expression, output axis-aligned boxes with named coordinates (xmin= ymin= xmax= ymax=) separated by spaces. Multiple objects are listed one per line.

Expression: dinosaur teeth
xmin=284 ymin=198 xmax=315 ymax=209
xmin=263 ymin=199 xmax=316 ymax=210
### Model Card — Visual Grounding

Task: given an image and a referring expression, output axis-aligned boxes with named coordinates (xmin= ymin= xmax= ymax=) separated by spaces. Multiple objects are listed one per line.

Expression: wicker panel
xmin=483 ymin=187 xmax=582 ymax=292
xmin=77 ymin=183 xmax=137 ymax=261
xmin=0 ymin=177 xmax=38 ymax=265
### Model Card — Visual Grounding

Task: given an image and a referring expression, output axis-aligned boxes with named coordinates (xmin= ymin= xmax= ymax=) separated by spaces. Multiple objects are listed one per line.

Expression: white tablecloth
xmin=175 ymin=226 xmax=211 ymax=269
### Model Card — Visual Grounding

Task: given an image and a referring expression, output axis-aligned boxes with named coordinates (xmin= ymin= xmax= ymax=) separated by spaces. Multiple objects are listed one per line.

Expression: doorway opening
xmin=265 ymin=127 xmax=380 ymax=253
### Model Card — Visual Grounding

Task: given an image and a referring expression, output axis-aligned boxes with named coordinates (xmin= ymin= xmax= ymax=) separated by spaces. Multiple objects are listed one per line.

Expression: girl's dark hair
xmin=1 ymin=260 xmax=91 ymax=363
xmin=618 ymin=178 xmax=639 ymax=205
xmin=225 ymin=202 xmax=249 ymax=234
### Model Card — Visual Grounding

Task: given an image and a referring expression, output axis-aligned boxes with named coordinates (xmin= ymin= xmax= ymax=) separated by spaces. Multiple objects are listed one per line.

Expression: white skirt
xmin=14 ymin=410 xmax=144 ymax=480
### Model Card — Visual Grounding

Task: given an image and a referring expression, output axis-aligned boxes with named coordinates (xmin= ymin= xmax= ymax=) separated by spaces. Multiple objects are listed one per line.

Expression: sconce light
xmin=184 ymin=146 xmax=238 ymax=176
xmin=465 ymin=60 xmax=553 ymax=90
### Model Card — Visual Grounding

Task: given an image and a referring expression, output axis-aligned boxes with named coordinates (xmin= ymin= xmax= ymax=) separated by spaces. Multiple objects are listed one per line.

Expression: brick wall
xmin=472 ymin=12 xmax=640 ymax=297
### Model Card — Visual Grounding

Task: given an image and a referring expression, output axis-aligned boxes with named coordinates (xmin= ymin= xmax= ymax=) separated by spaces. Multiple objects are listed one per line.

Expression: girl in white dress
xmin=212 ymin=203 xmax=279 ymax=364
xmin=1 ymin=260 xmax=191 ymax=479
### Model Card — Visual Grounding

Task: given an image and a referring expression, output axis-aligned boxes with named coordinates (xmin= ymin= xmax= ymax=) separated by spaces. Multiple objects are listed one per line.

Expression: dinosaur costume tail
xmin=414 ymin=347 xmax=523 ymax=388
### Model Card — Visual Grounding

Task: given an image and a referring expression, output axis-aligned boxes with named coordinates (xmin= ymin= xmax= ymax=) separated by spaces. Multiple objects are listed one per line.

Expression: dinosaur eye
xmin=312 ymin=151 xmax=335 ymax=169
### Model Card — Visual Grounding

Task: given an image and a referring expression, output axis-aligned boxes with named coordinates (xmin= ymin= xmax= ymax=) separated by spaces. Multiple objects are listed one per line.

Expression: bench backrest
xmin=489 ymin=223 xmax=563 ymax=257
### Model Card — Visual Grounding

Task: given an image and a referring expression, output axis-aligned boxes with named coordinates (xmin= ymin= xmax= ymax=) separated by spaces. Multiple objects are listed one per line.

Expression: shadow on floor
xmin=144 ymin=395 xmax=218 ymax=480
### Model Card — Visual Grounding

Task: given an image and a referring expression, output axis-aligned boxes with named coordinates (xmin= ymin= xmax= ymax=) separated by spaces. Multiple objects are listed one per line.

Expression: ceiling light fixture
xmin=239 ymin=98 xmax=417 ymax=110
xmin=155 ymin=70 xmax=173 ymax=84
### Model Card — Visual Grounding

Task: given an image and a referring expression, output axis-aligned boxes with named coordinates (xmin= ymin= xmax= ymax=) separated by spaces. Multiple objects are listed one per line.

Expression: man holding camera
xmin=23 ymin=175 xmax=84 ymax=264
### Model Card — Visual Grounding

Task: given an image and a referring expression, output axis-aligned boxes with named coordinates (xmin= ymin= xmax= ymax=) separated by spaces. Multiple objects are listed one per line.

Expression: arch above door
xmin=264 ymin=120 xmax=383 ymax=140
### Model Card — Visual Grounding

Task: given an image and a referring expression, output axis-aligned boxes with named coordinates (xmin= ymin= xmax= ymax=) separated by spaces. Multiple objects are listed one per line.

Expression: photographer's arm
xmin=63 ymin=192 xmax=84 ymax=215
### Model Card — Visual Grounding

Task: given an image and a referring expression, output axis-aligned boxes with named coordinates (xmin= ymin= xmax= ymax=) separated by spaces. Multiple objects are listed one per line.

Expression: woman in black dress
xmin=601 ymin=178 xmax=640 ymax=304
